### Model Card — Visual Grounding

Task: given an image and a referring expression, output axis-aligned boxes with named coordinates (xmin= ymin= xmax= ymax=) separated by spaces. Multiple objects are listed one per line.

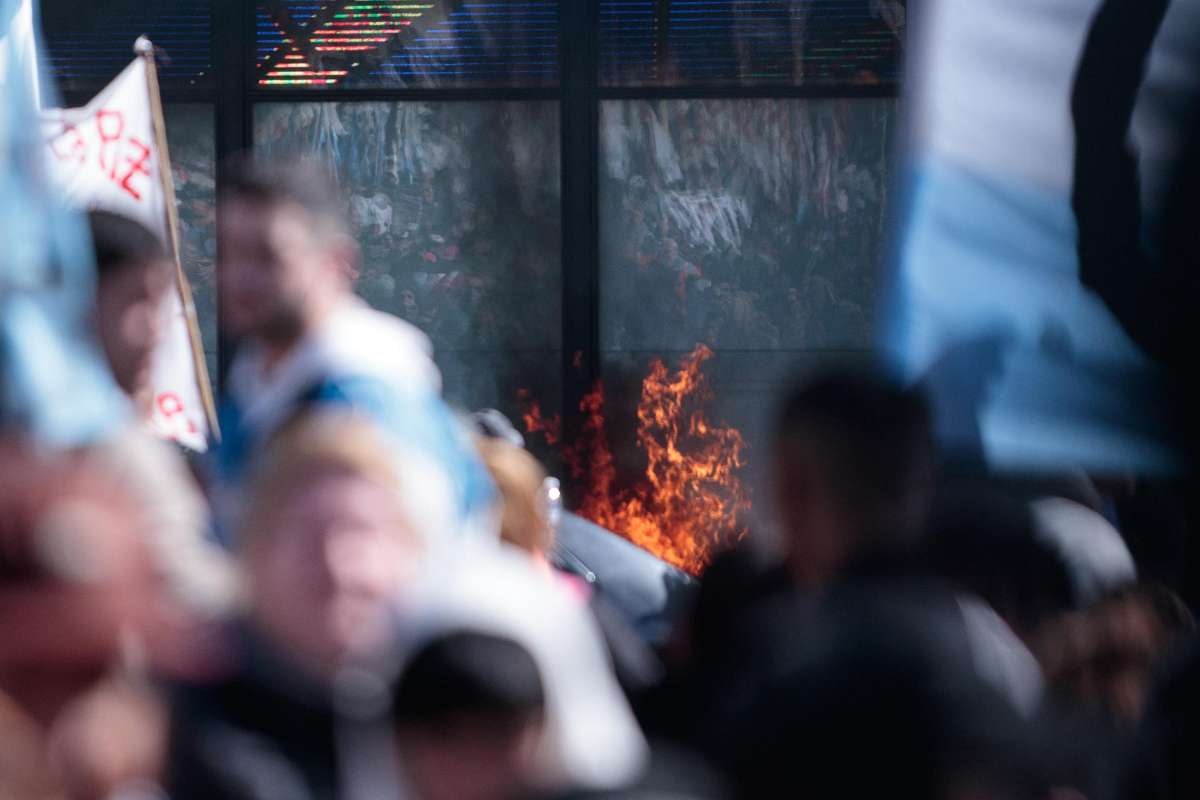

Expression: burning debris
xmin=521 ymin=345 xmax=750 ymax=575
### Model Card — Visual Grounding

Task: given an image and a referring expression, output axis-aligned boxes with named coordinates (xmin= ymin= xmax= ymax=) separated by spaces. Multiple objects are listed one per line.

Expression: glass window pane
xmin=255 ymin=1 xmax=559 ymax=89
xmin=586 ymin=98 xmax=895 ymax=569
xmin=600 ymin=0 xmax=905 ymax=87
xmin=601 ymin=97 xmax=895 ymax=353
xmin=253 ymin=101 xmax=562 ymax=429
xmin=41 ymin=0 xmax=213 ymax=94
xmin=164 ymin=104 xmax=218 ymax=388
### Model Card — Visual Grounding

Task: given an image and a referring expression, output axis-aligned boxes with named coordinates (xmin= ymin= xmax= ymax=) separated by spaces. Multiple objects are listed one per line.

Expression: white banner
xmin=41 ymin=58 xmax=211 ymax=451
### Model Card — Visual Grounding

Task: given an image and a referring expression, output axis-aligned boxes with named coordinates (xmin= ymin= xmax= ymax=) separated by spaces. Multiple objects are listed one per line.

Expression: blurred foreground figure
xmin=343 ymin=548 xmax=650 ymax=800
xmin=167 ymin=413 xmax=427 ymax=800
xmin=1037 ymin=583 xmax=1193 ymax=726
xmin=771 ymin=369 xmax=936 ymax=588
xmin=880 ymin=0 xmax=1199 ymax=473
xmin=1125 ymin=633 xmax=1200 ymax=799
xmin=89 ymin=211 xmax=171 ymax=409
xmin=86 ymin=210 xmax=237 ymax=618
xmin=474 ymin=430 xmax=553 ymax=560
xmin=472 ymin=422 xmax=663 ymax=694
xmin=652 ymin=371 xmax=1066 ymax=792
xmin=2 ymin=0 xmax=126 ymax=448
xmin=713 ymin=606 xmax=1049 ymax=800
xmin=669 ymin=369 xmax=937 ymax=653
xmin=0 ymin=442 xmax=168 ymax=798
xmin=214 ymin=158 xmax=493 ymax=544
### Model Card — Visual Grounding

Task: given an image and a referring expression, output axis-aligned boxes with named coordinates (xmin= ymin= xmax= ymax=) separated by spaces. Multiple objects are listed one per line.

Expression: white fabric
xmin=956 ymin=593 xmax=1045 ymax=718
xmin=40 ymin=58 xmax=210 ymax=450
xmin=1032 ymin=497 xmax=1137 ymax=607
xmin=888 ymin=0 xmax=1198 ymax=474
xmin=356 ymin=546 xmax=648 ymax=795
xmin=227 ymin=298 xmax=441 ymax=446
xmin=911 ymin=0 xmax=1200 ymax=204
xmin=226 ymin=299 xmax=456 ymax=549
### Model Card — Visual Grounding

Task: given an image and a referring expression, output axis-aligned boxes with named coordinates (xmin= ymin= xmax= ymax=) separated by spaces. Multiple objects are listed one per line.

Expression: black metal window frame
xmin=188 ymin=0 xmax=900 ymax=431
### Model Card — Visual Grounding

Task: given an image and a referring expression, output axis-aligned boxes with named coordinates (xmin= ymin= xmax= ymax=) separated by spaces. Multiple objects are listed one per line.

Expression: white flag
xmin=41 ymin=58 xmax=212 ymax=451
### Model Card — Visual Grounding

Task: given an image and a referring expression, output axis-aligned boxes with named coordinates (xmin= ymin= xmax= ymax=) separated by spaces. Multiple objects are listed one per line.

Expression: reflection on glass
xmin=164 ymin=104 xmax=218 ymax=388
xmin=41 ymin=0 xmax=213 ymax=93
xmin=253 ymin=101 xmax=562 ymax=419
xmin=255 ymin=1 xmax=559 ymax=89
xmin=600 ymin=98 xmax=896 ymax=354
xmin=599 ymin=0 xmax=905 ymax=87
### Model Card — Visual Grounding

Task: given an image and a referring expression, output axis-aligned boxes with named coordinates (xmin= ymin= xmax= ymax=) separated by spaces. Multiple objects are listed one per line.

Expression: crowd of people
xmin=2 ymin=153 xmax=1200 ymax=800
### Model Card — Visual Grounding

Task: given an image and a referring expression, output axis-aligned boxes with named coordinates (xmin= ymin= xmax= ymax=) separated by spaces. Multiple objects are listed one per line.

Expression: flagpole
xmin=135 ymin=37 xmax=220 ymax=442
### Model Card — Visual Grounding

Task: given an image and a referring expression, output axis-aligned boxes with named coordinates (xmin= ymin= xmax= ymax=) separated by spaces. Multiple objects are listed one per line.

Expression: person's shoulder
xmin=304 ymin=371 xmax=442 ymax=428
xmin=318 ymin=303 xmax=441 ymax=393
xmin=166 ymin=670 xmax=328 ymax=800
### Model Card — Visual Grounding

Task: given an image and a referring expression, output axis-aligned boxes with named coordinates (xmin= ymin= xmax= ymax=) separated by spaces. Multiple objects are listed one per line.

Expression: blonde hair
xmin=475 ymin=438 xmax=552 ymax=556
xmin=238 ymin=412 xmax=417 ymax=552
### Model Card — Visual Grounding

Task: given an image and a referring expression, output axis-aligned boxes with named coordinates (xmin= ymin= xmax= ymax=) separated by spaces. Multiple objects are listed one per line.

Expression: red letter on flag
xmin=119 ymin=136 xmax=153 ymax=201
xmin=95 ymin=109 xmax=125 ymax=178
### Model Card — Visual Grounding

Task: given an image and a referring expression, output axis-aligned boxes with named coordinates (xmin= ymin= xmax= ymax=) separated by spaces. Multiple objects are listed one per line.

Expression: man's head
xmin=218 ymin=158 xmax=358 ymax=348
xmin=391 ymin=631 xmax=546 ymax=800
xmin=88 ymin=211 xmax=171 ymax=398
xmin=772 ymin=368 xmax=936 ymax=586
xmin=239 ymin=413 xmax=425 ymax=682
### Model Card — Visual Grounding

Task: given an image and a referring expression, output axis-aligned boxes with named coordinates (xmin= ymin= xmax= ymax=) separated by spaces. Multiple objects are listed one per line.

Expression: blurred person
xmin=388 ymin=632 xmax=548 ymax=800
xmin=928 ymin=485 xmax=1177 ymax=797
xmin=926 ymin=486 xmax=1075 ymax=645
xmin=1036 ymin=583 xmax=1193 ymax=726
xmin=213 ymin=157 xmax=493 ymax=546
xmin=471 ymin=414 xmax=663 ymax=695
xmin=1073 ymin=0 xmax=1200 ymax=608
xmin=88 ymin=211 xmax=171 ymax=408
xmin=1119 ymin=631 xmax=1200 ymax=800
xmin=646 ymin=370 xmax=958 ymax=742
xmin=473 ymin=431 xmax=553 ymax=560
xmin=668 ymin=368 xmax=936 ymax=660
xmin=652 ymin=373 xmax=1087 ymax=768
xmin=166 ymin=412 xmax=429 ymax=800
xmin=923 ymin=486 xmax=1077 ymax=717
xmin=1028 ymin=583 xmax=1194 ymax=799
xmin=86 ymin=210 xmax=237 ymax=619
xmin=0 ymin=440 xmax=169 ymax=799
xmin=341 ymin=547 xmax=648 ymax=800
xmin=707 ymin=598 xmax=1051 ymax=800
xmin=1031 ymin=496 xmax=1137 ymax=609
xmin=771 ymin=368 xmax=936 ymax=588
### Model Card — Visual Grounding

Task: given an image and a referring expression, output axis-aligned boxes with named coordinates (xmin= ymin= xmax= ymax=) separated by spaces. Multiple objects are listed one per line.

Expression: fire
xmin=520 ymin=345 xmax=750 ymax=575
xmin=517 ymin=388 xmax=561 ymax=446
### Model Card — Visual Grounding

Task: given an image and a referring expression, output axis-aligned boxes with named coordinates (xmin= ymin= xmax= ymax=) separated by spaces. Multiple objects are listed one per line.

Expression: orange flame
xmin=520 ymin=345 xmax=750 ymax=575
xmin=517 ymin=388 xmax=561 ymax=446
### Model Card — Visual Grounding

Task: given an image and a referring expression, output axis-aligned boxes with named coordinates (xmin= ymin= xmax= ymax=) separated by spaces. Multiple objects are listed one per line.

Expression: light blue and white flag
xmin=2 ymin=0 xmax=128 ymax=445
xmin=880 ymin=0 xmax=1200 ymax=474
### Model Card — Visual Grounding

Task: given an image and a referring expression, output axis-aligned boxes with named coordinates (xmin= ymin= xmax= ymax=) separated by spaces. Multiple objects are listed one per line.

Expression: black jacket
xmin=165 ymin=625 xmax=341 ymax=800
